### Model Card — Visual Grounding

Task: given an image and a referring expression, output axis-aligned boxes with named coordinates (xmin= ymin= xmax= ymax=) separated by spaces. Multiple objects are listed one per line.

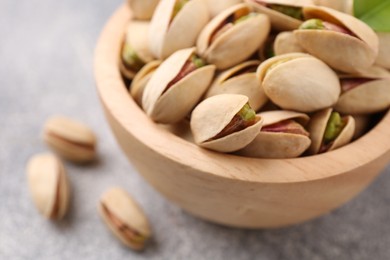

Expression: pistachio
xmin=312 ymin=0 xmax=353 ymax=14
xmin=238 ymin=110 xmax=311 ymax=158
xmin=257 ymin=53 xmax=340 ymax=112
xmin=307 ymin=108 xmax=355 ymax=154
xmin=197 ymin=4 xmax=270 ymax=69
xmin=149 ymin=0 xmax=209 ymax=59
xmin=274 ymin=31 xmax=305 ymax=56
xmin=191 ymin=94 xmax=263 ymax=152
xmin=99 ymin=188 xmax=151 ymax=250
xmin=375 ymin=32 xmax=390 ymax=70
xmin=294 ymin=6 xmax=379 ymax=73
xmin=43 ymin=116 xmax=97 ymax=163
xmin=142 ymin=48 xmax=216 ymax=124
xmin=268 ymin=4 xmax=303 ymax=20
xmin=128 ymin=0 xmax=160 ymax=20
xmin=205 ymin=60 xmax=268 ymax=111
xmin=205 ymin=0 xmax=242 ymax=17
xmin=26 ymin=153 xmax=70 ymax=220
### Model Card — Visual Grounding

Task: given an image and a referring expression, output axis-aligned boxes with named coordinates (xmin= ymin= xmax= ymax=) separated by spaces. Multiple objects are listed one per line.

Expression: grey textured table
xmin=1 ymin=1 xmax=390 ymax=259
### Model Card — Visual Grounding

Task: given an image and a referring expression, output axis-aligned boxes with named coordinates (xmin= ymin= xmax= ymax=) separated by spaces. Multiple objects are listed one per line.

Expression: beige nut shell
xmin=27 ymin=153 xmax=70 ymax=220
xmin=128 ymin=0 xmax=160 ymax=20
xmin=375 ymin=33 xmax=390 ymax=70
xmin=294 ymin=6 xmax=379 ymax=73
xmin=149 ymin=0 xmax=209 ymax=59
xmin=142 ymin=48 xmax=216 ymax=124
xmin=197 ymin=4 xmax=271 ymax=70
xmin=312 ymin=0 xmax=353 ymax=14
xmin=205 ymin=0 xmax=242 ymax=17
xmin=99 ymin=187 xmax=151 ymax=250
xmin=257 ymin=53 xmax=340 ymax=112
xmin=130 ymin=60 xmax=161 ymax=106
xmin=307 ymin=108 xmax=355 ymax=155
xmin=43 ymin=116 xmax=97 ymax=163
xmin=274 ymin=31 xmax=305 ymax=55
xmin=238 ymin=110 xmax=311 ymax=158
xmin=205 ymin=60 xmax=268 ymax=111
xmin=191 ymin=94 xmax=263 ymax=153
xmin=245 ymin=0 xmax=313 ymax=31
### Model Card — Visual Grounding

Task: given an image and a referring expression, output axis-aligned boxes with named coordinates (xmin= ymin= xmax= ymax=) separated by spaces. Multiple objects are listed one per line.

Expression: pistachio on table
xmin=191 ymin=94 xmax=263 ymax=152
xmin=128 ymin=0 xmax=160 ymax=20
xmin=238 ymin=110 xmax=311 ymax=158
xmin=335 ymin=69 xmax=390 ymax=115
xmin=205 ymin=60 xmax=268 ymax=111
xmin=245 ymin=0 xmax=314 ymax=31
xmin=26 ymin=153 xmax=70 ymax=220
xmin=274 ymin=31 xmax=305 ymax=55
xmin=256 ymin=53 xmax=340 ymax=112
xmin=375 ymin=33 xmax=390 ymax=70
xmin=205 ymin=0 xmax=242 ymax=17
xmin=99 ymin=187 xmax=151 ymax=251
xmin=130 ymin=60 xmax=161 ymax=106
xmin=294 ymin=6 xmax=379 ymax=73
xmin=120 ymin=21 xmax=154 ymax=80
xmin=307 ymin=108 xmax=355 ymax=155
xmin=43 ymin=116 xmax=97 ymax=163
xmin=142 ymin=47 xmax=215 ymax=124
xmin=197 ymin=3 xmax=270 ymax=69
xmin=149 ymin=0 xmax=209 ymax=59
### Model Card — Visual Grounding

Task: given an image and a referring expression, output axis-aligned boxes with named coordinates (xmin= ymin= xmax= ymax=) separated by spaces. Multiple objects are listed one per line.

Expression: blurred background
xmin=0 ymin=0 xmax=389 ymax=259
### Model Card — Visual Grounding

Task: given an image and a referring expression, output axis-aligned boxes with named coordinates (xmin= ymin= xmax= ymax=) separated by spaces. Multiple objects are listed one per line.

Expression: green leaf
xmin=354 ymin=0 xmax=390 ymax=32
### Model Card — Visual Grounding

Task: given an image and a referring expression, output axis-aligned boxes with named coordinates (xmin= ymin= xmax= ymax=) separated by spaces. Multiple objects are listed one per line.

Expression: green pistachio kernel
xmin=324 ymin=112 xmax=345 ymax=143
xmin=192 ymin=55 xmax=206 ymax=68
xmin=299 ymin=19 xmax=325 ymax=30
xmin=268 ymin=4 xmax=303 ymax=20
xmin=238 ymin=104 xmax=256 ymax=122
xmin=122 ymin=42 xmax=145 ymax=71
xmin=234 ymin=12 xmax=258 ymax=25
xmin=172 ymin=0 xmax=189 ymax=20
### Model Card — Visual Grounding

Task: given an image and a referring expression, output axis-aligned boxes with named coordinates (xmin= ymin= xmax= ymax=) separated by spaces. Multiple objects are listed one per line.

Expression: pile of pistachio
xmin=123 ymin=0 xmax=390 ymax=158
xmin=26 ymin=116 xmax=152 ymax=250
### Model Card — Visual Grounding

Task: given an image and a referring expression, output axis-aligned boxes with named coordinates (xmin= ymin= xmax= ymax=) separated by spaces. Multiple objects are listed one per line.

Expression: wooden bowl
xmin=94 ymin=5 xmax=390 ymax=228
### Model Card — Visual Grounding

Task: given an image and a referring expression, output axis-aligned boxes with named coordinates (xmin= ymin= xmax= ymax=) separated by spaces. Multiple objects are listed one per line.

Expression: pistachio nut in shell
xmin=238 ymin=110 xmax=311 ymax=158
xmin=43 ymin=116 xmax=97 ymax=163
xmin=375 ymin=33 xmax=390 ymax=70
xmin=257 ymin=53 xmax=340 ymax=112
xmin=307 ymin=108 xmax=355 ymax=155
xmin=130 ymin=60 xmax=161 ymax=106
xmin=294 ymin=6 xmax=379 ymax=73
xmin=205 ymin=0 xmax=242 ymax=17
xmin=191 ymin=94 xmax=263 ymax=153
xmin=312 ymin=0 xmax=353 ymax=14
xmin=274 ymin=31 xmax=305 ymax=55
xmin=27 ymin=153 xmax=70 ymax=220
xmin=142 ymin=48 xmax=216 ymax=124
xmin=197 ymin=4 xmax=270 ymax=70
xmin=149 ymin=0 xmax=209 ymax=59
xmin=245 ymin=0 xmax=314 ymax=31
xmin=120 ymin=21 xmax=154 ymax=80
xmin=99 ymin=187 xmax=151 ymax=250
xmin=128 ymin=0 xmax=160 ymax=20
xmin=335 ymin=77 xmax=390 ymax=115
xmin=205 ymin=60 xmax=268 ymax=111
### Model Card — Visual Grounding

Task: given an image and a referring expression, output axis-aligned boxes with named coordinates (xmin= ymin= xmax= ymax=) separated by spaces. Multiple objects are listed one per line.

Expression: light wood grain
xmin=94 ymin=5 xmax=390 ymax=228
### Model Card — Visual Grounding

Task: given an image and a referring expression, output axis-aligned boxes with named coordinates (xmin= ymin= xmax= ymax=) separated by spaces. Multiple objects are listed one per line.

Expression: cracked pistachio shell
xmin=245 ymin=0 xmax=313 ymax=31
xmin=27 ymin=153 xmax=70 ymax=220
xmin=238 ymin=110 xmax=311 ymax=158
xmin=312 ymin=0 xmax=353 ymax=14
xmin=257 ymin=53 xmax=340 ymax=112
xmin=99 ymin=188 xmax=151 ymax=250
xmin=191 ymin=94 xmax=263 ymax=153
xmin=142 ymin=48 xmax=216 ymax=124
xmin=120 ymin=21 xmax=154 ymax=79
xmin=43 ymin=116 xmax=97 ymax=163
xmin=335 ymin=71 xmax=390 ymax=115
xmin=205 ymin=60 xmax=268 ymax=111
xmin=205 ymin=0 xmax=242 ymax=17
xmin=307 ymin=108 xmax=355 ymax=154
xmin=130 ymin=60 xmax=161 ymax=106
xmin=197 ymin=4 xmax=270 ymax=70
xmin=149 ymin=0 xmax=209 ymax=59
xmin=274 ymin=31 xmax=305 ymax=55
xmin=128 ymin=0 xmax=160 ymax=20
xmin=375 ymin=33 xmax=390 ymax=70
xmin=294 ymin=6 xmax=379 ymax=73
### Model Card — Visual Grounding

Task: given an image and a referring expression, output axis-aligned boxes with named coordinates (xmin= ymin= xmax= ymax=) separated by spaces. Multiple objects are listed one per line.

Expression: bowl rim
xmin=94 ymin=4 xmax=390 ymax=184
